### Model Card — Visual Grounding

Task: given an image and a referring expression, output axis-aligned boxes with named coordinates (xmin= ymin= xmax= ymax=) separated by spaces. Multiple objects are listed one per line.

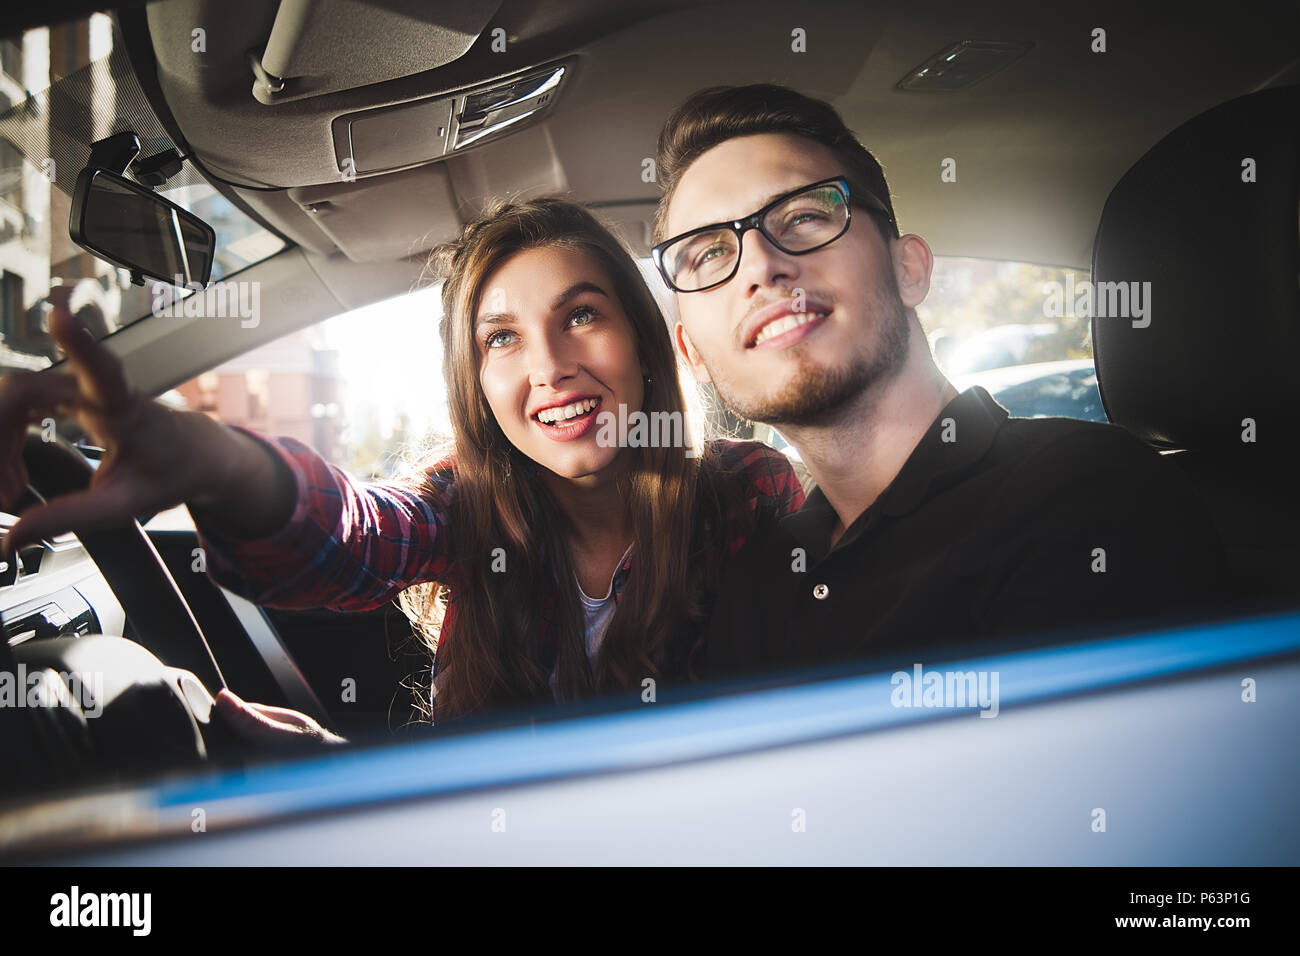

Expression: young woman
xmin=0 ymin=198 xmax=804 ymax=733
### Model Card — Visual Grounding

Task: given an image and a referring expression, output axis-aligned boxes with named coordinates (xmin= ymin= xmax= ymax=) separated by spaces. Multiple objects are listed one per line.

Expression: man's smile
xmin=741 ymin=296 xmax=834 ymax=349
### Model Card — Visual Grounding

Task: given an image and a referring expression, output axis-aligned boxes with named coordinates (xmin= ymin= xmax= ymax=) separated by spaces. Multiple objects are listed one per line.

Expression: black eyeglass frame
xmin=651 ymin=176 xmax=895 ymax=293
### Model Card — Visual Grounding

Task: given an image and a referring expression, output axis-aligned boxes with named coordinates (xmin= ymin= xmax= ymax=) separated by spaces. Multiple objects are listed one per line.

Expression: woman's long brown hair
xmin=397 ymin=198 xmax=746 ymax=722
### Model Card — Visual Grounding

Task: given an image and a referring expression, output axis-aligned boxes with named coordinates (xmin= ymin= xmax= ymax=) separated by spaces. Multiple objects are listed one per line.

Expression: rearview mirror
xmin=69 ymin=168 xmax=216 ymax=288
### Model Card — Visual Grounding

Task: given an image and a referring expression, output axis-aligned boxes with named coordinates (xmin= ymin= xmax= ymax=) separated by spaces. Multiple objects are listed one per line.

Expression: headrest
xmin=1092 ymin=85 xmax=1300 ymax=452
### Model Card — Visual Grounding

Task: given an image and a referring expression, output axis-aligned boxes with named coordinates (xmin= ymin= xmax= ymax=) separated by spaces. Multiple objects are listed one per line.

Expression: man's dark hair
xmin=653 ymin=83 xmax=899 ymax=245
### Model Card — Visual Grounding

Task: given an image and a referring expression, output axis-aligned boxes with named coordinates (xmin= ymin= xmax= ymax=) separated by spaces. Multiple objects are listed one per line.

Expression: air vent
xmin=0 ymin=513 xmax=83 ymax=589
xmin=0 ymin=537 xmax=50 ymax=586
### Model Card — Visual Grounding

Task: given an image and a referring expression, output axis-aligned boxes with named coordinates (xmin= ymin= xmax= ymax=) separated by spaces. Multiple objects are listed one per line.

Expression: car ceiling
xmin=124 ymin=0 xmax=1300 ymax=272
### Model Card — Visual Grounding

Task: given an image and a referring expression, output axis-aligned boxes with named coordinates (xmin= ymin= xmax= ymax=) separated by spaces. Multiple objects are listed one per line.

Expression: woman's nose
xmin=527 ymin=335 xmax=578 ymax=388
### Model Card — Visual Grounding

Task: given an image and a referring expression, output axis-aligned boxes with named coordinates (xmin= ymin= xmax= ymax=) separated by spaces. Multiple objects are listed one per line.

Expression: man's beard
xmin=707 ymin=283 xmax=912 ymax=427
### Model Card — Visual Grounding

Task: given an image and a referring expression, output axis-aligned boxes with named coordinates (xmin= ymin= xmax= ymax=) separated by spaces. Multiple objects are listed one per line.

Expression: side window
xmin=917 ymin=257 xmax=1104 ymax=422
xmin=171 ymin=285 xmax=448 ymax=475
xmin=147 ymin=287 xmax=448 ymax=530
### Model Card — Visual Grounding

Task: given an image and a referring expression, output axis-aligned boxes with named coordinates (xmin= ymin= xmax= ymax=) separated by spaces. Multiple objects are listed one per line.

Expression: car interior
xmin=1 ymin=0 xmax=1298 ymax=809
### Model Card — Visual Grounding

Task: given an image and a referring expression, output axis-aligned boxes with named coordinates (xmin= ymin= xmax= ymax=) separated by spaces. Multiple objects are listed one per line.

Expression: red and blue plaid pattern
xmin=194 ymin=430 xmax=805 ymax=630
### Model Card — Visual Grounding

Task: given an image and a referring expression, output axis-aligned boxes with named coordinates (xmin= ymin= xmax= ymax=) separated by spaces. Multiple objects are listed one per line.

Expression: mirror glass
xmin=75 ymin=169 xmax=216 ymax=288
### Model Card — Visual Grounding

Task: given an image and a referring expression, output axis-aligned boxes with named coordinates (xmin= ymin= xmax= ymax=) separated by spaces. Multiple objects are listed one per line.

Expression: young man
xmin=651 ymin=84 xmax=1231 ymax=677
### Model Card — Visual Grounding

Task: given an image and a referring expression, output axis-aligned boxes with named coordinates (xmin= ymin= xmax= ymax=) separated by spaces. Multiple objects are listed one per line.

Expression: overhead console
xmin=330 ymin=62 xmax=570 ymax=177
xmin=133 ymin=0 xmax=670 ymax=261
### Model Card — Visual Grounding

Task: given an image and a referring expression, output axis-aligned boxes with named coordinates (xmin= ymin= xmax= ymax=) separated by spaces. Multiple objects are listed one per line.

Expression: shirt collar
xmin=782 ymin=386 xmax=1008 ymax=556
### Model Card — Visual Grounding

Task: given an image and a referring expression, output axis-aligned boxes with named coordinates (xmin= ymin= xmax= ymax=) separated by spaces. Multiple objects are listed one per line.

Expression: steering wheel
xmin=0 ymin=430 xmax=257 ymax=777
xmin=14 ymin=429 xmax=227 ymax=691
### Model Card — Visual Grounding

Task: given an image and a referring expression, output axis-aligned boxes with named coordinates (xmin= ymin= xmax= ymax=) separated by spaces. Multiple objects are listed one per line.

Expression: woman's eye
xmin=568 ymin=307 xmax=598 ymax=327
xmin=484 ymin=329 xmax=517 ymax=349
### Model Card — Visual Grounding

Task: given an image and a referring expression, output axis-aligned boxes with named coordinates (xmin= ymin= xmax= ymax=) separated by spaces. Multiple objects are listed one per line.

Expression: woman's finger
xmin=213 ymin=690 xmax=346 ymax=749
xmin=244 ymin=702 xmax=318 ymax=729
xmin=245 ymin=702 xmax=346 ymax=744
xmin=0 ymin=371 xmax=82 ymax=433
xmin=1 ymin=480 xmax=143 ymax=557
xmin=215 ymin=690 xmax=309 ymax=738
xmin=47 ymin=302 xmax=131 ymax=410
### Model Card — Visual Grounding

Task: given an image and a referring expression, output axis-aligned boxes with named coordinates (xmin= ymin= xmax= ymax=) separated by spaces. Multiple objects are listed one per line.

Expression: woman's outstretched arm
xmin=190 ymin=433 xmax=455 ymax=613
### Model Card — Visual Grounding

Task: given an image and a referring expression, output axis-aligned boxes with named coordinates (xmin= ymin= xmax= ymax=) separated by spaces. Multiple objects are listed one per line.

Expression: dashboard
xmin=0 ymin=515 xmax=125 ymax=647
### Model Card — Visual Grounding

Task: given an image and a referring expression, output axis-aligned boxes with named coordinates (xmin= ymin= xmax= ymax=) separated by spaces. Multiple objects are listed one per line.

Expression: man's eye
xmin=691 ymin=242 xmax=732 ymax=270
xmin=781 ymin=209 xmax=830 ymax=229
xmin=484 ymin=329 xmax=517 ymax=349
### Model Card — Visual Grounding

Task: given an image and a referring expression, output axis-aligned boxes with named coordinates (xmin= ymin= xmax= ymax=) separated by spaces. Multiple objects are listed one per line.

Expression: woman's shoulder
xmin=704 ymin=436 xmax=780 ymax=465
xmin=704 ymin=437 xmax=792 ymax=477
xmin=421 ymin=451 xmax=457 ymax=483
xmin=701 ymin=438 xmax=806 ymax=513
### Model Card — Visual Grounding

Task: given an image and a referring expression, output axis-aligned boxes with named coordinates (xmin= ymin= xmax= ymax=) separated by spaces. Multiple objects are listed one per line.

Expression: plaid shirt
xmin=193 ymin=429 xmax=806 ymax=640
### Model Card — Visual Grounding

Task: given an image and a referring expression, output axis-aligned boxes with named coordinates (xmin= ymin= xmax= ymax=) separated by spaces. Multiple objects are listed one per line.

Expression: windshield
xmin=0 ymin=15 xmax=286 ymax=375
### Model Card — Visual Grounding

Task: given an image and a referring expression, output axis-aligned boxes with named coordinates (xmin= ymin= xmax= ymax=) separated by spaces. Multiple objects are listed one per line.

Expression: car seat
xmin=1092 ymin=85 xmax=1300 ymax=602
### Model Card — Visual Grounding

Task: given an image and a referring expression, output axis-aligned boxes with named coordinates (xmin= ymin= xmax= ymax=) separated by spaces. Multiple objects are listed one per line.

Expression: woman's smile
xmin=530 ymin=394 xmax=603 ymax=441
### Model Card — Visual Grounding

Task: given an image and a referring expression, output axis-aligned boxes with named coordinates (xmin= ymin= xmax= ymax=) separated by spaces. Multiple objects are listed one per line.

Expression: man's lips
xmin=740 ymin=298 xmax=833 ymax=349
xmin=750 ymin=310 xmax=829 ymax=350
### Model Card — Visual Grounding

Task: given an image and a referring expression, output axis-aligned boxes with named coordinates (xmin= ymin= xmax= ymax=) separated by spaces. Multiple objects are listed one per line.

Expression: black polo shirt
xmin=703 ymin=386 xmax=1231 ymax=677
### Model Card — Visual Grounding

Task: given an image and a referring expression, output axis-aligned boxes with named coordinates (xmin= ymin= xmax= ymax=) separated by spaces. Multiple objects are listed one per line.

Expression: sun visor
xmin=250 ymin=0 xmax=504 ymax=104
xmin=287 ymin=164 xmax=463 ymax=262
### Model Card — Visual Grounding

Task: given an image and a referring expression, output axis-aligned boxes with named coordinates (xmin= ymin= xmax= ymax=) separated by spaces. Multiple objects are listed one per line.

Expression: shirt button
xmin=812 ymin=583 xmax=830 ymax=600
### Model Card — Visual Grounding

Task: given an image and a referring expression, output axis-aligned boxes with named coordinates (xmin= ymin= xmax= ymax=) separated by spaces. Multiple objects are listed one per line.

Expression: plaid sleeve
xmin=708 ymin=439 xmax=806 ymax=556
xmin=191 ymin=426 xmax=455 ymax=613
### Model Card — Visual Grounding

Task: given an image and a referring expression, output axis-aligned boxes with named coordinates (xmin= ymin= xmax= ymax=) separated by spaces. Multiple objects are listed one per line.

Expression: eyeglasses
xmin=651 ymin=177 xmax=894 ymax=293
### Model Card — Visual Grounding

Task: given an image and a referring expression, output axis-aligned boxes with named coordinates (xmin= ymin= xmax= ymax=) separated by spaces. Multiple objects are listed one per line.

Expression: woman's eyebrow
xmin=549 ymin=282 xmax=608 ymax=310
xmin=475 ymin=283 xmax=608 ymax=329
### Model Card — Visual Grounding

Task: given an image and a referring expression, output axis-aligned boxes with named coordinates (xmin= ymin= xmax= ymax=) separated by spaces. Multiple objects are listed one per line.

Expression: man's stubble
xmin=704 ymin=277 xmax=912 ymax=428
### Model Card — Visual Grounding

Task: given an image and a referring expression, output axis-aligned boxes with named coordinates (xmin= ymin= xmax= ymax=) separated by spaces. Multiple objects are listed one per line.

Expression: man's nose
xmin=527 ymin=334 xmax=578 ymax=388
xmin=737 ymin=228 xmax=801 ymax=297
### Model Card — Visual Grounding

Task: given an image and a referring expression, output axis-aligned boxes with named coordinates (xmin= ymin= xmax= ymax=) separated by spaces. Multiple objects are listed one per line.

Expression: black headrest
xmin=1092 ymin=85 xmax=1300 ymax=452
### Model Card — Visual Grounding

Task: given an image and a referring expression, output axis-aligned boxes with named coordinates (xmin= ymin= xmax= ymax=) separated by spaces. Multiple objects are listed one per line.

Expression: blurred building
xmin=1 ymin=17 xmax=120 ymax=373
xmin=173 ymin=329 xmax=345 ymax=462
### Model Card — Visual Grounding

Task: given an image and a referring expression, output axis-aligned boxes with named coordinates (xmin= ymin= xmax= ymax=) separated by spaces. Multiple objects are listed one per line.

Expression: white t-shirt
xmin=549 ymin=544 xmax=633 ymax=693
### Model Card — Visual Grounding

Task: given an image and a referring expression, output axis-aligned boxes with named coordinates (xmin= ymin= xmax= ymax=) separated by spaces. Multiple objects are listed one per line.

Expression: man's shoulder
xmin=998 ymin=414 xmax=1151 ymax=454
xmin=993 ymin=415 xmax=1169 ymax=483
xmin=985 ymin=416 xmax=1217 ymax=546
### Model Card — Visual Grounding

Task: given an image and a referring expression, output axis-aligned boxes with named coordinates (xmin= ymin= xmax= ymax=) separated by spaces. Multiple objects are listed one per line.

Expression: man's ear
xmin=891 ymin=234 xmax=934 ymax=310
xmin=674 ymin=321 xmax=712 ymax=384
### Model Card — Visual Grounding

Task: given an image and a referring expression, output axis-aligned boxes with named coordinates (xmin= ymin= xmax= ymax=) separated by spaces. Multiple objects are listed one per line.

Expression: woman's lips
xmin=532 ymin=396 xmax=602 ymax=442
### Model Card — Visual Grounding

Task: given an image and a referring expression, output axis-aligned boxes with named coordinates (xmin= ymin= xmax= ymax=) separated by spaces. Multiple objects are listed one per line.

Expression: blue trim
xmin=146 ymin=611 xmax=1300 ymax=824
